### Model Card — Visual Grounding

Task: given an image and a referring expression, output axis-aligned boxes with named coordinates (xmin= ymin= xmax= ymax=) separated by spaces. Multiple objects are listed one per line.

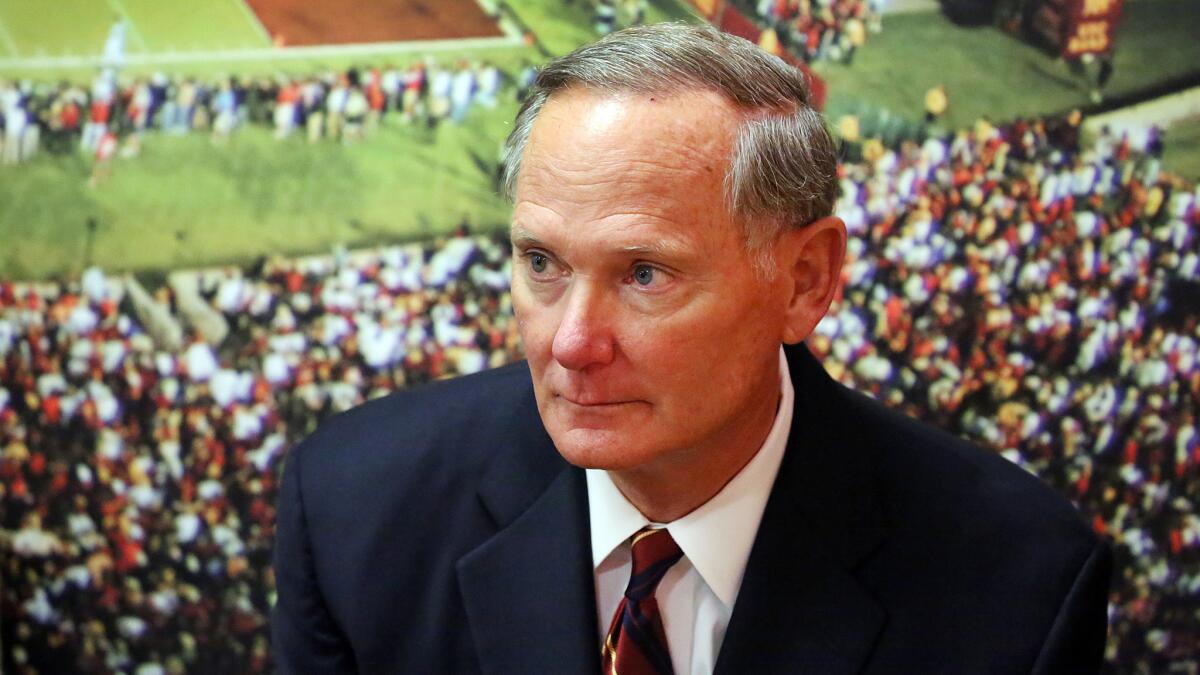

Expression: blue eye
xmin=632 ymin=265 xmax=655 ymax=286
xmin=530 ymin=253 xmax=548 ymax=274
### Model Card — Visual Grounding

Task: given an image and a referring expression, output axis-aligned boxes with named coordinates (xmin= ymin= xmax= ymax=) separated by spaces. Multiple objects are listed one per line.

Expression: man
xmin=272 ymin=23 xmax=1110 ymax=674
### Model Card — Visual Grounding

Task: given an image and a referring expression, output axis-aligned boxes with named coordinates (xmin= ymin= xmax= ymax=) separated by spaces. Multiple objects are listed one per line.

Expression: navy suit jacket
xmin=272 ymin=344 xmax=1111 ymax=673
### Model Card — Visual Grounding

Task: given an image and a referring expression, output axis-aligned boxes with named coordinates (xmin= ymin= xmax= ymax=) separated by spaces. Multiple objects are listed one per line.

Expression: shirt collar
xmin=587 ymin=346 xmax=795 ymax=607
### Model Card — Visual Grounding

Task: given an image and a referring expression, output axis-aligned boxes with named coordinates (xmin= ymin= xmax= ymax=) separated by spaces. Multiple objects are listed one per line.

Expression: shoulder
xmin=883 ymin=386 xmax=1089 ymax=538
xmin=786 ymin=341 xmax=1099 ymax=577
xmin=836 ymin=380 xmax=1096 ymax=554
xmin=814 ymin=377 xmax=1110 ymax=668
xmin=286 ymin=360 xmax=537 ymax=499
xmin=789 ymin=344 xmax=1090 ymax=547
xmin=272 ymin=361 xmax=546 ymax=666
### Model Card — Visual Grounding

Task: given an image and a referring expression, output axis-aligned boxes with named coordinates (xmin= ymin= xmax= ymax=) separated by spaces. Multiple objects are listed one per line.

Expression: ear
xmin=776 ymin=216 xmax=847 ymax=345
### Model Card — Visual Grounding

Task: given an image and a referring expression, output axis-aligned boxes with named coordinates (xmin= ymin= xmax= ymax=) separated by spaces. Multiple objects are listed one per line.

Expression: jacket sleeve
xmin=1030 ymin=538 xmax=1113 ymax=674
xmin=271 ymin=442 xmax=358 ymax=674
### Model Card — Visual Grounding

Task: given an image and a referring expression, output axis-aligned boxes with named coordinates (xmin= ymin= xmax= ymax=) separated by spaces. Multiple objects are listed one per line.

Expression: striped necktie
xmin=601 ymin=527 xmax=684 ymax=675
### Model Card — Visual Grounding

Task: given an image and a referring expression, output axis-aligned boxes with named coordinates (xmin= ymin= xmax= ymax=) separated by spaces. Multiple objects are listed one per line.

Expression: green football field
xmin=0 ymin=0 xmax=1196 ymax=280
xmin=0 ymin=0 xmax=270 ymax=58
xmin=0 ymin=108 xmax=521 ymax=281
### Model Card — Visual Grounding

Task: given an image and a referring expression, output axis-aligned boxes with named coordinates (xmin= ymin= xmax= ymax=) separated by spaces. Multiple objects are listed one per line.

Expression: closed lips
xmin=559 ymin=395 xmax=637 ymax=406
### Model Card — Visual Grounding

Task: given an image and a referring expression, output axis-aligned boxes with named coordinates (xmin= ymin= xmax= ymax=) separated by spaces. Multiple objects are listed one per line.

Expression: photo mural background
xmin=1 ymin=0 xmax=1197 ymax=671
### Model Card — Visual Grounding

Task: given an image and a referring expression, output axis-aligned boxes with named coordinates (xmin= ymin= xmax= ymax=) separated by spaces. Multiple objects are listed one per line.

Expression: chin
xmin=549 ymin=426 xmax=661 ymax=471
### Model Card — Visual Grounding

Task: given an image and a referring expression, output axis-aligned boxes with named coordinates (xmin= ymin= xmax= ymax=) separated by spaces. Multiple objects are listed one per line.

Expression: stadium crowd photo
xmin=1 ymin=0 xmax=1198 ymax=672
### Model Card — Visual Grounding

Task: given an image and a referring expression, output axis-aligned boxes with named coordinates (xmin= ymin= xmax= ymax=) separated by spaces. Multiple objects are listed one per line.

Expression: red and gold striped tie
xmin=601 ymin=527 xmax=684 ymax=675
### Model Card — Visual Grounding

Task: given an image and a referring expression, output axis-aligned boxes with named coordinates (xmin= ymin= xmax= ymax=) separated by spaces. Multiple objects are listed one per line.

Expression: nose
xmin=551 ymin=284 xmax=615 ymax=371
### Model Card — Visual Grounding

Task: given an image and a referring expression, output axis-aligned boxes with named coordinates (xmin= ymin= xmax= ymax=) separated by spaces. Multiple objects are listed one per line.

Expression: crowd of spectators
xmin=267 ymin=60 xmax=504 ymax=142
xmin=1 ymin=109 xmax=1197 ymax=672
xmin=1 ymin=232 xmax=520 ymax=673
xmin=744 ymin=0 xmax=882 ymax=63
xmin=812 ymin=114 xmax=1198 ymax=670
xmin=0 ymin=60 xmax=509 ymax=167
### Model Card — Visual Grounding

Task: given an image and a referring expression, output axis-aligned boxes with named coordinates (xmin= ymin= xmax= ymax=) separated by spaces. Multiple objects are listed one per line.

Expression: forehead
xmin=514 ymin=87 xmax=740 ymax=223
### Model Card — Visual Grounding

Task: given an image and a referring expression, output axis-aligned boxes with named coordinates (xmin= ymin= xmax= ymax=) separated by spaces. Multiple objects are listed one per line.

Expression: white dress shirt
xmin=587 ymin=347 xmax=794 ymax=675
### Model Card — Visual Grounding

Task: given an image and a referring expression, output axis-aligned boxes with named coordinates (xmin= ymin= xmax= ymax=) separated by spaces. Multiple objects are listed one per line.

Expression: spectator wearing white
xmin=450 ymin=62 xmax=476 ymax=124
xmin=476 ymin=62 xmax=501 ymax=109
xmin=429 ymin=65 xmax=452 ymax=122
xmin=2 ymin=89 xmax=27 ymax=165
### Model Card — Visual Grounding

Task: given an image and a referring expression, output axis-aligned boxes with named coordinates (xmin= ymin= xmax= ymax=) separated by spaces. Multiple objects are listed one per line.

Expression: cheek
xmin=638 ymin=296 xmax=779 ymax=388
xmin=663 ymin=293 xmax=775 ymax=356
xmin=618 ymin=314 xmax=737 ymax=386
xmin=511 ymin=286 xmax=553 ymax=361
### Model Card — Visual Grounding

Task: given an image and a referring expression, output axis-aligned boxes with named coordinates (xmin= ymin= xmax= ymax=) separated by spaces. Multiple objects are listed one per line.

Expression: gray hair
xmin=501 ymin=22 xmax=838 ymax=264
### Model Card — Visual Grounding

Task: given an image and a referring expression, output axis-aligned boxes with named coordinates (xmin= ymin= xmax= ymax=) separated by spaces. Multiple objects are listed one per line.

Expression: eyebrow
xmin=509 ymin=226 xmax=543 ymax=249
xmin=511 ymin=225 xmax=692 ymax=258
xmin=618 ymin=242 xmax=689 ymax=257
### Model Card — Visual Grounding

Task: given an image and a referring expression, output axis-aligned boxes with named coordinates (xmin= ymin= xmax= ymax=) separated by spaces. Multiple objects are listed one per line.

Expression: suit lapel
xmin=456 ymin=393 xmax=599 ymax=675
xmin=715 ymin=345 xmax=887 ymax=675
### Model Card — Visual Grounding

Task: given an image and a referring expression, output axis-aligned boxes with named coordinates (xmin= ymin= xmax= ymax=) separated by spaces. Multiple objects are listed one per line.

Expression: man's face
xmin=511 ymin=88 xmax=791 ymax=474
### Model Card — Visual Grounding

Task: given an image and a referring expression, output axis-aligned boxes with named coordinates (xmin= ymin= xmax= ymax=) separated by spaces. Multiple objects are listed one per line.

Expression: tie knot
xmin=625 ymin=528 xmax=683 ymax=601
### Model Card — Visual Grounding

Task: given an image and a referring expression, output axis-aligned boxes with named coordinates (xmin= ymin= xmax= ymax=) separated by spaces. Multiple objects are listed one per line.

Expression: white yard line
xmin=105 ymin=0 xmax=150 ymax=52
xmin=0 ymin=34 xmax=523 ymax=71
xmin=0 ymin=16 xmax=21 ymax=57
xmin=232 ymin=0 xmax=273 ymax=45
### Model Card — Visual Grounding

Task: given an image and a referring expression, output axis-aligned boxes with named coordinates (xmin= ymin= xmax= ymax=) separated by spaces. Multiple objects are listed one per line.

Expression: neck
xmin=608 ymin=384 xmax=781 ymax=523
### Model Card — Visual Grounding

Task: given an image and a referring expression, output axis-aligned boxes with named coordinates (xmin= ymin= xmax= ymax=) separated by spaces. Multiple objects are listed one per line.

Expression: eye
xmin=521 ymin=250 xmax=563 ymax=281
xmin=631 ymin=264 xmax=658 ymax=287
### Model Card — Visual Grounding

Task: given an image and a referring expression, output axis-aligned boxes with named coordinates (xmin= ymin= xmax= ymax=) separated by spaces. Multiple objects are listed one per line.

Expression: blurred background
xmin=0 ymin=0 xmax=1196 ymax=672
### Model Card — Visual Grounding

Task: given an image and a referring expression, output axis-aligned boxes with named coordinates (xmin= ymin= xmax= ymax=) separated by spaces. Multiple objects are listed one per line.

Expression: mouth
xmin=558 ymin=394 xmax=638 ymax=408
